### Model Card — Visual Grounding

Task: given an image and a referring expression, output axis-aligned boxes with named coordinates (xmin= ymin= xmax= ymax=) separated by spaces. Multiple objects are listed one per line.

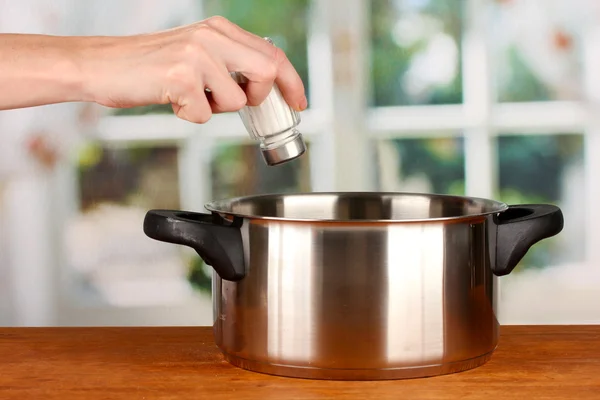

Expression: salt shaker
xmin=231 ymin=38 xmax=306 ymax=166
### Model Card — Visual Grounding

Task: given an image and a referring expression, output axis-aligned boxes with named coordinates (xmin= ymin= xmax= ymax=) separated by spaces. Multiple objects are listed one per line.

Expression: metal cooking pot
xmin=143 ymin=192 xmax=564 ymax=380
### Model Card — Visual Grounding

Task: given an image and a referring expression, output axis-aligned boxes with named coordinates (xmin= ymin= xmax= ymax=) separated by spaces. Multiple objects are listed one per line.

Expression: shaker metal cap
xmin=261 ymin=132 xmax=306 ymax=166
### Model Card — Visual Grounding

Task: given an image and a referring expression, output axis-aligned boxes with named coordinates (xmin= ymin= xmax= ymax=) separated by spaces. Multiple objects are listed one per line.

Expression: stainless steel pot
xmin=143 ymin=192 xmax=563 ymax=380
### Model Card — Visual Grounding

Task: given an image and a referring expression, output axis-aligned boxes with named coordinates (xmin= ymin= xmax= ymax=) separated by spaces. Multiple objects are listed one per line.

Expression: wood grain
xmin=1 ymin=325 xmax=599 ymax=399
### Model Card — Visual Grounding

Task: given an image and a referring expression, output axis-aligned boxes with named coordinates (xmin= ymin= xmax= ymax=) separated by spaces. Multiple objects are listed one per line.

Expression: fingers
xmin=165 ymin=31 xmax=252 ymax=122
xmin=171 ymin=61 xmax=247 ymax=121
xmin=171 ymin=87 xmax=212 ymax=124
xmin=197 ymin=27 xmax=277 ymax=106
xmin=203 ymin=60 xmax=247 ymax=113
xmin=202 ymin=16 xmax=307 ymax=110
xmin=262 ymin=46 xmax=307 ymax=111
xmin=165 ymin=17 xmax=307 ymax=124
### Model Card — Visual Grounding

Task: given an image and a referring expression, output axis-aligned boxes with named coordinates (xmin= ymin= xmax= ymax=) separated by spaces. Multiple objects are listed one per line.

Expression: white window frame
xmin=45 ymin=0 xmax=600 ymax=326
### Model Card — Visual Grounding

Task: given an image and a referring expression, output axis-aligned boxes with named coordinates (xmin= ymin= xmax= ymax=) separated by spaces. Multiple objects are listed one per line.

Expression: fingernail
xmin=297 ymin=96 xmax=308 ymax=111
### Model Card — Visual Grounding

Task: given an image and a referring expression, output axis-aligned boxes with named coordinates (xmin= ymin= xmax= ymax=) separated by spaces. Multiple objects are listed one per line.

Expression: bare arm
xmin=0 ymin=34 xmax=84 ymax=110
xmin=0 ymin=16 xmax=308 ymax=123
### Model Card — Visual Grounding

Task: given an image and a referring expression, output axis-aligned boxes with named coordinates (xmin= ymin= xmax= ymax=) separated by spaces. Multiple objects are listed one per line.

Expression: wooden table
xmin=1 ymin=326 xmax=599 ymax=399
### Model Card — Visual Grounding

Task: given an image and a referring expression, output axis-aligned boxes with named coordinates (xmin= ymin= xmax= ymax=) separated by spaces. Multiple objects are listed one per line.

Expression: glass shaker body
xmin=231 ymin=73 xmax=306 ymax=166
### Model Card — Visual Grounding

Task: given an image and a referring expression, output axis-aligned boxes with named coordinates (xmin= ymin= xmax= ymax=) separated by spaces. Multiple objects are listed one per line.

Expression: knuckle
xmin=258 ymin=53 xmax=278 ymax=81
xmin=215 ymin=93 xmax=247 ymax=113
xmin=190 ymin=24 xmax=219 ymax=45
xmin=226 ymin=93 xmax=247 ymax=111
xmin=182 ymin=42 xmax=200 ymax=60
xmin=271 ymin=46 xmax=287 ymax=65
xmin=264 ymin=47 xmax=287 ymax=79
xmin=166 ymin=64 xmax=196 ymax=93
xmin=272 ymin=46 xmax=287 ymax=64
xmin=178 ymin=107 xmax=212 ymax=124
xmin=203 ymin=15 xmax=230 ymax=30
xmin=195 ymin=109 xmax=212 ymax=124
xmin=233 ymin=94 xmax=247 ymax=109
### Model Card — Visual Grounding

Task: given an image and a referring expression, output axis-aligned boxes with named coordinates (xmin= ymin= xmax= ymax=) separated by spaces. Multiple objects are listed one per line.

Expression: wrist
xmin=55 ymin=37 xmax=89 ymax=103
xmin=72 ymin=36 xmax=114 ymax=104
xmin=75 ymin=35 xmax=139 ymax=107
xmin=22 ymin=35 xmax=91 ymax=104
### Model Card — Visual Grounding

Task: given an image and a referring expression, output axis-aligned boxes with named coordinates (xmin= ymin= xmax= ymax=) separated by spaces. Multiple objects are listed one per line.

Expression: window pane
xmin=210 ymin=141 xmax=312 ymax=199
xmin=496 ymin=134 xmax=584 ymax=270
xmin=370 ymin=0 xmax=464 ymax=106
xmin=203 ymin=0 xmax=311 ymax=102
xmin=77 ymin=145 xmax=180 ymax=209
xmin=376 ymin=136 xmax=465 ymax=195
xmin=64 ymin=143 xmax=196 ymax=306
xmin=493 ymin=0 xmax=588 ymax=102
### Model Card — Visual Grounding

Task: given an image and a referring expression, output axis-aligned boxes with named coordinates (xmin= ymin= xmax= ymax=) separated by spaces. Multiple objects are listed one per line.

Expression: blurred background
xmin=0 ymin=0 xmax=599 ymax=327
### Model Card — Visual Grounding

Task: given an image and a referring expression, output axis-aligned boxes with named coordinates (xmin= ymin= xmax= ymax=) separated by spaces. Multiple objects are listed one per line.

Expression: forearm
xmin=0 ymin=34 xmax=87 ymax=110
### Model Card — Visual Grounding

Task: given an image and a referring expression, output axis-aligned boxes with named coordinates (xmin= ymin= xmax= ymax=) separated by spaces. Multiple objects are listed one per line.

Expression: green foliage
xmin=497 ymin=135 xmax=583 ymax=202
xmin=370 ymin=0 xmax=463 ymax=106
xmin=77 ymin=142 xmax=104 ymax=171
xmin=188 ymin=256 xmax=212 ymax=294
xmin=394 ymin=137 xmax=465 ymax=195
xmin=497 ymin=47 xmax=551 ymax=102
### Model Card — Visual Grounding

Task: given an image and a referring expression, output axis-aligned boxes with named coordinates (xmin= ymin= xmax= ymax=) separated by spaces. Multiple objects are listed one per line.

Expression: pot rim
xmin=204 ymin=191 xmax=510 ymax=223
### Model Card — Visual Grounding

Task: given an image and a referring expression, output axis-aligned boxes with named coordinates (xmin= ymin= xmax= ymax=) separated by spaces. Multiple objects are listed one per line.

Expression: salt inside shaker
xmin=231 ymin=38 xmax=306 ymax=166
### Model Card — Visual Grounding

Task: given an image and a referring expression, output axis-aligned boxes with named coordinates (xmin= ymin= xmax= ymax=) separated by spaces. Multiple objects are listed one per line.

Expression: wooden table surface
xmin=1 ymin=325 xmax=599 ymax=399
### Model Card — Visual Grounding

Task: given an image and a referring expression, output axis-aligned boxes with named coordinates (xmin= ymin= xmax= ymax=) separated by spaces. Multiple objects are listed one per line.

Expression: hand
xmin=0 ymin=16 xmax=308 ymax=124
xmin=80 ymin=16 xmax=308 ymax=123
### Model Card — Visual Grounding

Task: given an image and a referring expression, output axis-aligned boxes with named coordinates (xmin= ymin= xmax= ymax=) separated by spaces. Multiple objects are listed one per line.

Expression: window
xmin=33 ymin=0 xmax=599 ymax=326
xmin=367 ymin=0 xmax=598 ymax=324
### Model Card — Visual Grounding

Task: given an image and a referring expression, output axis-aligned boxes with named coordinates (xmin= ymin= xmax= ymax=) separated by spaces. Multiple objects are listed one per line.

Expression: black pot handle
xmin=493 ymin=204 xmax=564 ymax=276
xmin=143 ymin=210 xmax=246 ymax=281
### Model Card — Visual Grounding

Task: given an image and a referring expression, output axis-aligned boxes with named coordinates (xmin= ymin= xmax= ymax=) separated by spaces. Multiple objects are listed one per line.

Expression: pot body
xmin=143 ymin=192 xmax=563 ymax=380
xmin=212 ymin=215 xmax=499 ymax=380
